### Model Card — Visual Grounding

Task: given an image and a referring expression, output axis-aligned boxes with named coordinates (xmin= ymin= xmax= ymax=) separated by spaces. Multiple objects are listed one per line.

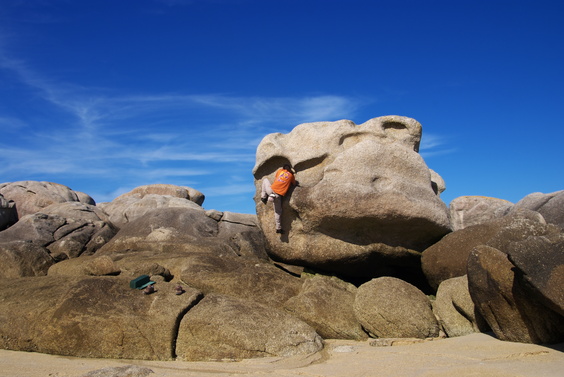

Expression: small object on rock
xmin=175 ymin=284 xmax=185 ymax=295
xmin=143 ymin=284 xmax=155 ymax=295
xmin=130 ymin=275 xmax=155 ymax=290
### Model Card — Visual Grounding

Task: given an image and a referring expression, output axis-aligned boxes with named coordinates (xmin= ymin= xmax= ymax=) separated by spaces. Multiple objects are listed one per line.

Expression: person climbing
xmin=260 ymin=164 xmax=298 ymax=234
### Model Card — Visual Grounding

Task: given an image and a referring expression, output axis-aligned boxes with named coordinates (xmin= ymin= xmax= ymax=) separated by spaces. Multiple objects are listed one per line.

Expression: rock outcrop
xmin=0 ymin=181 xmax=95 ymax=219
xmin=421 ymin=210 xmax=554 ymax=290
xmin=0 ymin=202 xmax=117 ymax=271
xmin=432 ymin=275 xmax=489 ymax=337
xmin=0 ymin=276 xmax=204 ymax=360
xmin=449 ymin=196 xmax=513 ymax=231
xmin=0 ymin=193 xmax=17 ymax=231
xmin=98 ymin=184 xmax=205 ymax=228
xmin=353 ymin=277 xmax=439 ymax=339
xmin=253 ymin=116 xmax=451 ymax=279
xmin=0 ymin=116 xmax=563 ymax=362
xmin=284 ymin=275 xmax=367 ymax=340
xmin=468 ymin=244 xmax=564 ymax=344
xmin=97 ymin=207 xmax=268 ymax=262
xmin=176 ymin=294 xmax=323 ymax=361
xmin=511 ymin=190 xmax=564 ymax=229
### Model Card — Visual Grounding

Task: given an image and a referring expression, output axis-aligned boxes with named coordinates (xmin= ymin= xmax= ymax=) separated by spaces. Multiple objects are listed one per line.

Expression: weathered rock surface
xmin=253 ymin=116 xmax=451 ymax=279
xmin=177 ymin=252 xmax=302 ymax=309
xmin=0 ymin=241 xmax=54 ymax=278
xmin=0 ymin=202 xmax=117 ymax=264
xmin=0 ymin=276 xmax=203 ymax=360
xmin=284 ymin=275 xmax=367 ymax=340
xmin=176 ymin=294 xmax=323 ymax=361
xmin=97 ymin=207 xmax=267 ymax=261
xmin=449 ymin=196 xmax=513 ymax=231
xmin=353 ymin=277 xmax=439 ymax=339
xmin=125 ymin=184 xmax=205 ymax=205
xmin=505 ymin=233 xmax=564 ymax=317
xmin=468 ymin=245 xmax=564 ymax=344
xmin=48 ymin=255 xmax=121 ymax=277
xmin=0 ymin=193 xmax=17 ymax=231
xmin=421 ymin=210 xmax=556 ymax=290
xmin=433 ymin=275 xmax=489 ymax=337
xmin=0 ymin=181 xmax=95 ymax=219
xmin=98 ymin=184 xmax=205 ymax=228
xmin=512 ymin=190 xmax=564 ymax=229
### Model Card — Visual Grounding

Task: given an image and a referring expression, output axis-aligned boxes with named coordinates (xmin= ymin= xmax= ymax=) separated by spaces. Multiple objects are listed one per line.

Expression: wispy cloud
xmin=419 ymin=133 xmax=456 ymax=158
xmin=0 ymin=52 xmax=365 ymax=210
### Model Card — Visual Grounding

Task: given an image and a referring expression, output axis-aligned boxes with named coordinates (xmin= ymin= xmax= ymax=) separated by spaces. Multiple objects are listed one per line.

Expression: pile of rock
xmin=0 ymin=116 xmax=562 ymax=362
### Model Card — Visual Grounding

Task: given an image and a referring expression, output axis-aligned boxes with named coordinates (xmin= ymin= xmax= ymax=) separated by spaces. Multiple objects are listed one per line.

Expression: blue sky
xmin=0 ymin=0 xmax=562 ymax=214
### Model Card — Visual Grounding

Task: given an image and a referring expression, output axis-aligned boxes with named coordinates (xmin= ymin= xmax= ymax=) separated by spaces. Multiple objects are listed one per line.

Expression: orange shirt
xmin=271 ymin=168 xmax=295 ymax=196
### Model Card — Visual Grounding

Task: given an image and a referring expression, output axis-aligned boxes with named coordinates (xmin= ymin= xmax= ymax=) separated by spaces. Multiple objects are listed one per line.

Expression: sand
xmin=1 ymin=333 xmax=563 ymax=377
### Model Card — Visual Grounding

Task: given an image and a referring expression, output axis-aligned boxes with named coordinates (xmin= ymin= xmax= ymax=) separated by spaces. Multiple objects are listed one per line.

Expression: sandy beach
xmin=1 ymin=333 xmax=563 ymax=377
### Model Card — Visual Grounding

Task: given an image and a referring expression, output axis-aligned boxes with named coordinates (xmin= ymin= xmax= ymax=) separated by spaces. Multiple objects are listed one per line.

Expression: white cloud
xmin=419 ymin=133 xmax=456 ymax=158
xmin=0 ymin=51 xmax=367 ymax=208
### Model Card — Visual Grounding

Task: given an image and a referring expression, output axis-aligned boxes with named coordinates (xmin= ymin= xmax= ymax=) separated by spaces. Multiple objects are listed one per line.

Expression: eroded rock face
xmin=449 ymin=196 xmax=513 ymax=231
xmin=176 ymin=294 xmax=323 ymax=361
xmin=506 ymin=234 xmax=564 ymax=317
xmin=253 ymin=116 xmax=451 ymax=278
xmin=0 ymin=194 xmax=17 ymax=231
xmin=98 ymin=184 xmax=205 ymax=229
xmin=283 ymin=275 xmax=367 ymax=340
xmin=0 ymin=241 xmax=54 ymax=278
xmin=421 ymin=210 xmax=555 ymax=291
xmin=353 ymin=277 xmax=439 ymax=339
xmin=433 ymin=275 xmax=489 ymax=337
xmin=0 ymin=181 xmax=95 ymax=219
xmin=97 ymin=207 xmax=266 ymax=261
xmin=512 ymin=190 xmax=564 ymax=229
xmin=468 ymin=245 xmax=564 ymax=344
xmin=0 ymin=276 xmax=203 ymax=360
xmin=0 ymin=202 xmax=117 ymax=264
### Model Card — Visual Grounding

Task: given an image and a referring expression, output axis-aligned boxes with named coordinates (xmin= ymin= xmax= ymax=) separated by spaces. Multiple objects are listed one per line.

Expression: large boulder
xmin=175 ymin=294 xmax=323 ymax=361
xmin=506 ymin=234 xmax=564 ymax=317
xmin=468 ymin=245 xmax=564 ymax=344
xmin=0 ymin=276 xmax=203 ymax=360
xmin=0 ymin=193 xmax=17 ymax=231
xmin=449 ymin=196 xmax=513 ymax=231
xmin=511 ymin=190 xmax=564 ymax=229
xmin=421 ymin=210 xmax=556 ymax=290
xmin=98 ymin=184 xmax=205 ymax=229
xmin=0 ymin=181 xmax=95 ymax=219
xmin=432 ymin=275 xmax=489 ymax=337
xmin=97 ymin=207 xmax=266 ymax=261
xmin=284 ymin=275 xmax=367 ymax=340
xmin=177 ymin=252 xmax=303 ymax=309
xmin=252 ymin=116 xmax=451 ymax=279
xmin=353 ymin=277 xmax=439 ymax=339
xmin=0 ymin=241 xmax=54 ymax=278
xmin=0 ymin=202 xmax=117 ymax=262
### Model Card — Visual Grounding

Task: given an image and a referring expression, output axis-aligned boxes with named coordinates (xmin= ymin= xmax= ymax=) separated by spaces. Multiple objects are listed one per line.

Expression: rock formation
xmin=0 ymin=193 xmax=17 ymax=231
xmin=421 ymin=209 xmax=554 ymax=290
xmin=449 ymin=196 xmax=513 ymax=231
xmin=0 ymin=116 xmax=563 ymax=363
xmin=98 ymin=184 xmax=205 ymax=228
xmin=0 ymin=181 xmax=95 ymax=219
xmin=432 ymin=275 xmax=489 ymax=337
xmin=353 ymin=276 xmax=439 ymax=339
xmin=253 ymin=116 xmax=451 ymax=279
xmin=511 ymin=190 xmax=564 ymax=229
